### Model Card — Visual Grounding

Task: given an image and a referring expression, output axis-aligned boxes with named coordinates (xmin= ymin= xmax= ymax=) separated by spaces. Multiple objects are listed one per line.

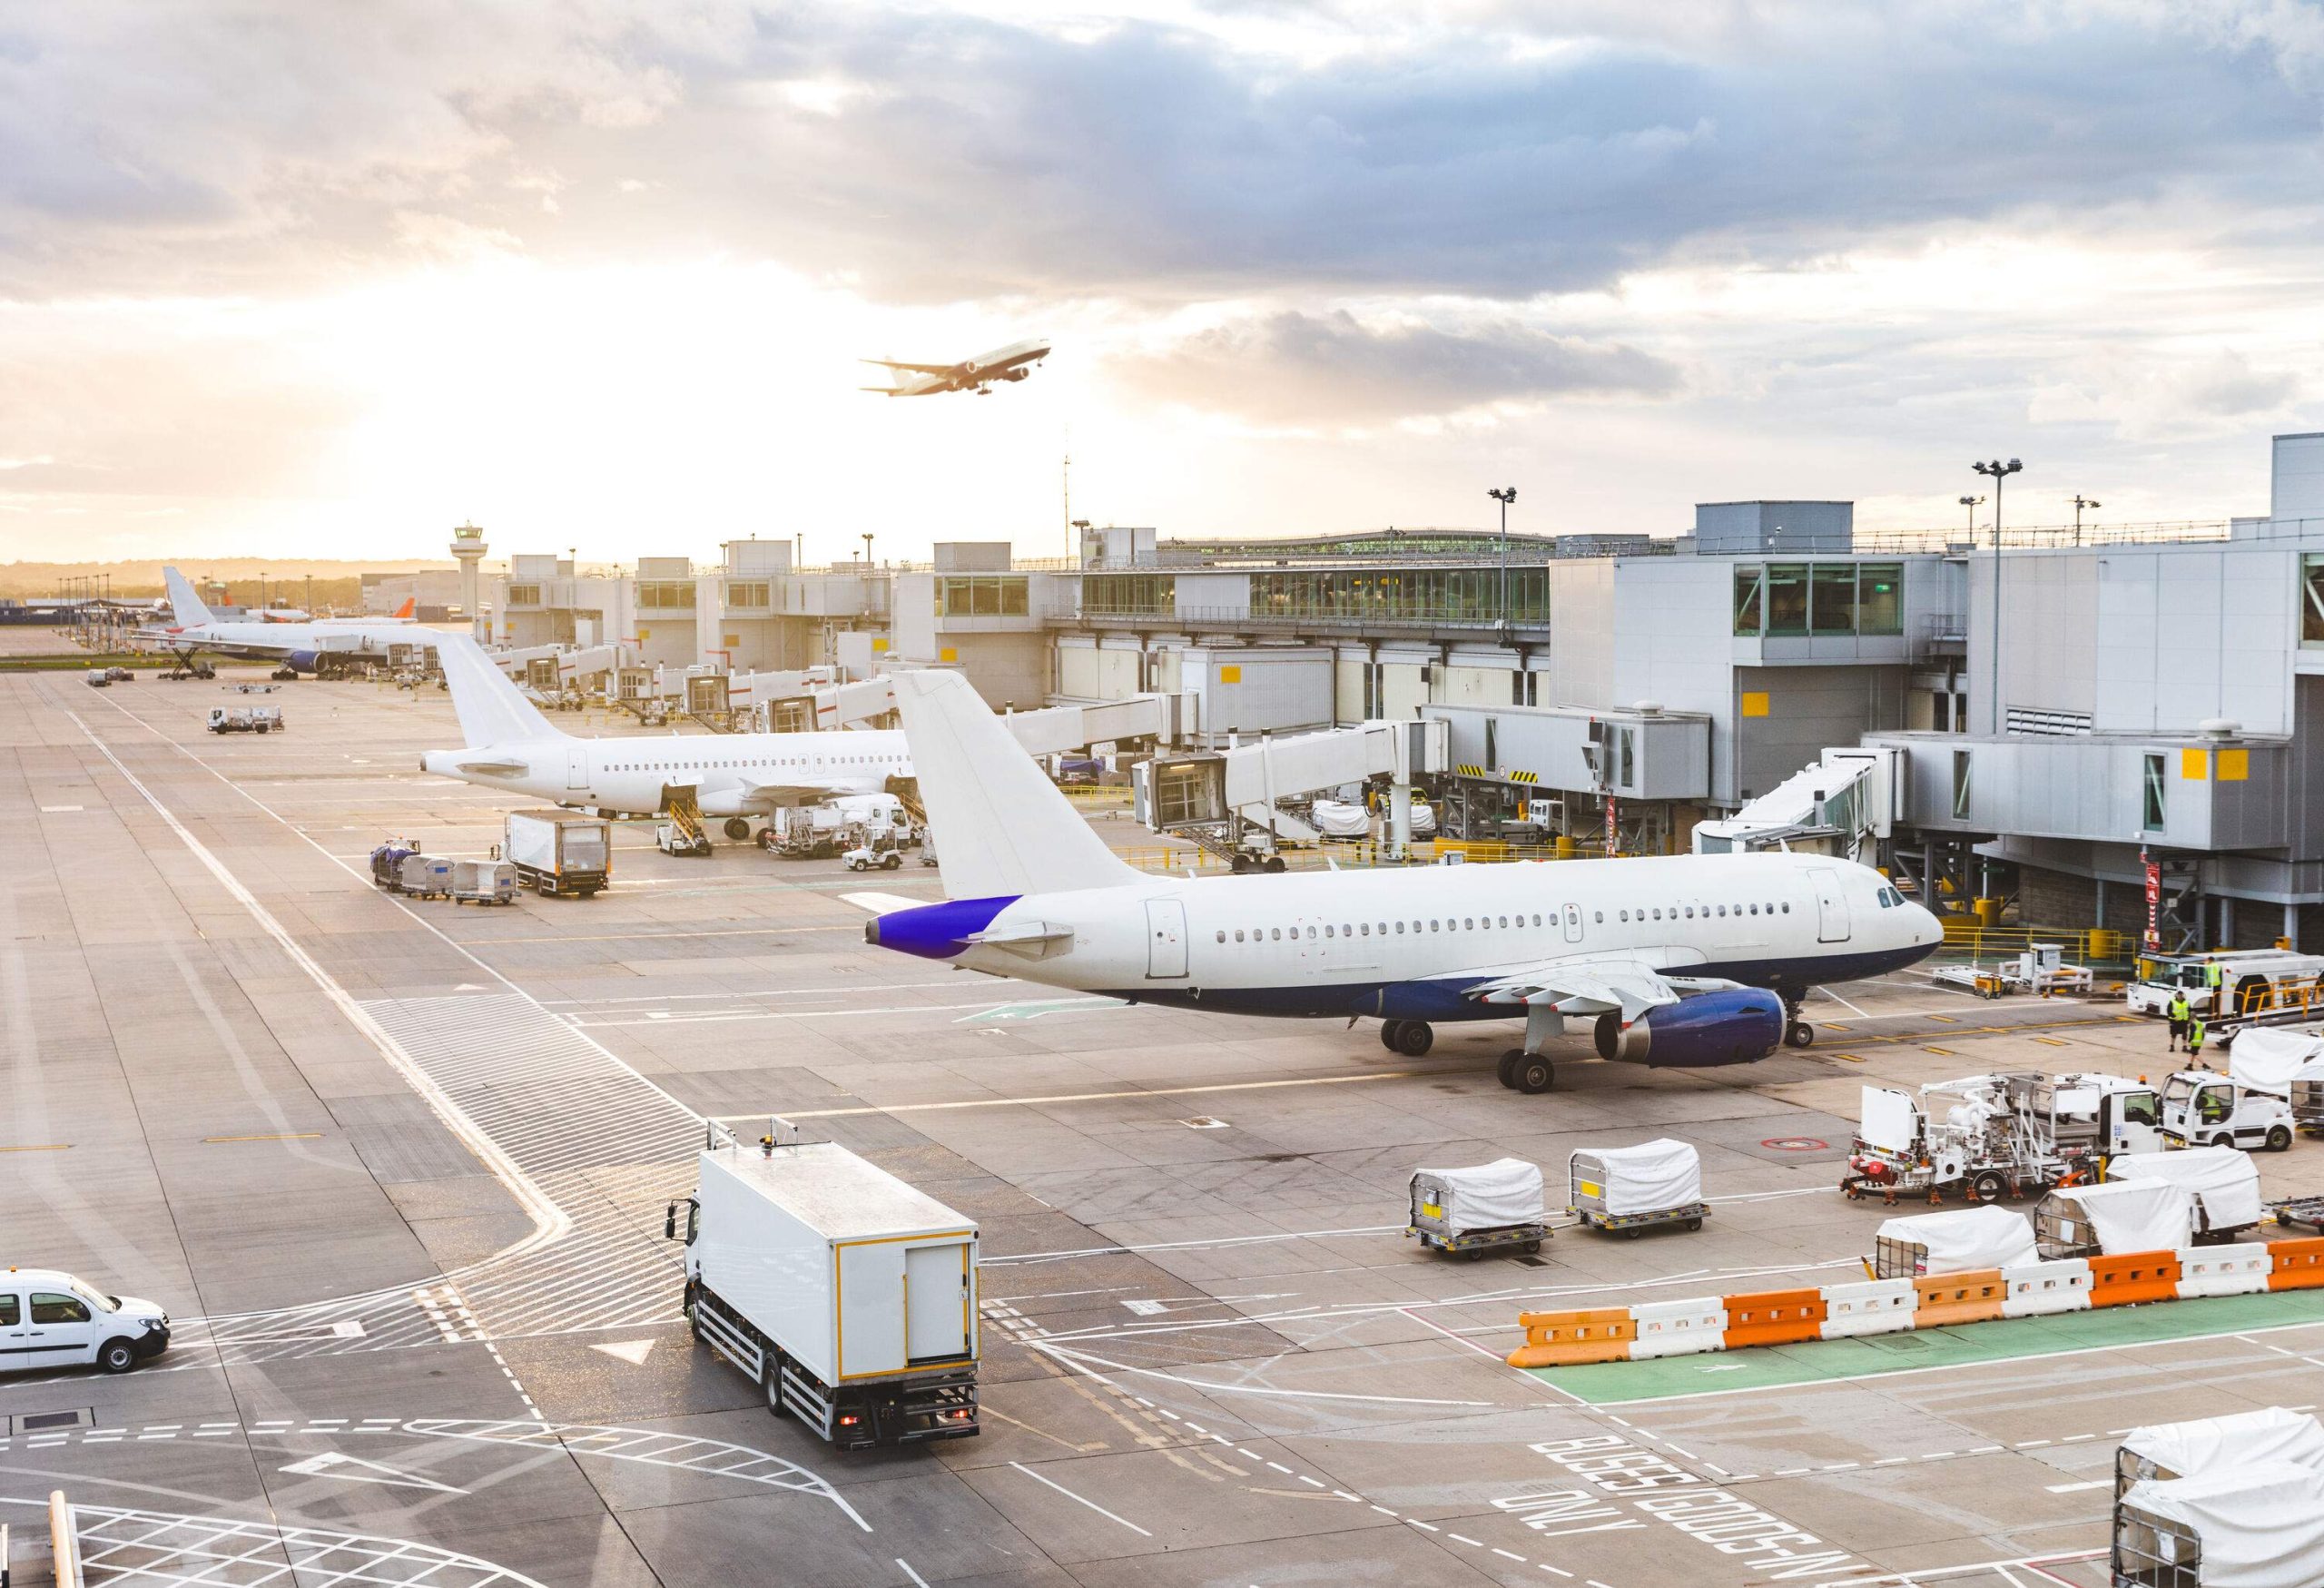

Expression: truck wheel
xmin=2269 ymin=1125 xmax=2294 ymax=1152
xmin=2213 ymin=1133 xmax=2236 ymax=1149
xmin=537 ymin=877 xmax=555 ymax=897
xmin=98 ymin=1337 xmax=139 ymax=1374
xmin=883 ymin=853 xmax=901 ymax=870
xmin=1969 ymin=1169 xmax=2008 ymax=1204
xmin=757 ymin=830 xmax=779 ymax=852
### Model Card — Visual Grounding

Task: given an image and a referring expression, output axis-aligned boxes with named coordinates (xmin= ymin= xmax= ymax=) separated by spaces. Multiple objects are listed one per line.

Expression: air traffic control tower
xmin=450 ymin=521 xmax=488 ymax=637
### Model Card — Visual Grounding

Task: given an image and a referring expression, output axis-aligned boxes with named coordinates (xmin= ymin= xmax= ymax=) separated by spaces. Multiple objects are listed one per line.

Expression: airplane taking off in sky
xmin=857 ymin=672 xmax=1944 ymax=1091
xmin=422 ymin=633 xmax=910 ymax=838
xmin=143 ymin=567 xmax=439 ymax=674
xmin=860 ymin=338 xmax=1049 ymax=397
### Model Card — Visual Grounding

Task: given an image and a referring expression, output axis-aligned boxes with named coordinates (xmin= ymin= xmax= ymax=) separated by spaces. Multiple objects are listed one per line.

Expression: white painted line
xmin=895 ymin=1561 xmax=932 ymax=1588
xmin=746 ymin=1069 xmax=1443 ymax=1121
xmin=1009 ymin=1461 xmax=1154 ymax=1537
xmin=2045 ymin=1480 xmax=2109 ymax=1494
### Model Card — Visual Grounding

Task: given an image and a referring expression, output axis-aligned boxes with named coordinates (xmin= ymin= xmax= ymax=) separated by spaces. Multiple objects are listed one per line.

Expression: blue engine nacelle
xmin=287 ymin=649 xmax=322 ymax=673
xmin=1593 ymin=988 xmax=1784 ymax=1066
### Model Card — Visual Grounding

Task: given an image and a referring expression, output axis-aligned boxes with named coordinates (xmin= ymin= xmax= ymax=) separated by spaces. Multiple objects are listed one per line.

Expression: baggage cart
xmin=2113 ymin=1407 xmax=2324 ymax=1504
xmin=1869 ymin=1205 xmax=2036 ymax=1278
xmin=2293 ymin=1060 xmax=2324 ymax=1136
xmin=369 ymin=842 xmax=415 ymax=892
xmin=397 ymin=854 xmax=453 ymax=899
xmin=450 ymin=859 xmax=517 ymax=905
xmin=1408 ymin=1159 xmax=1549 ymax=1260
xmin=2270 ymin=1195 xmax=2324 ymax=1234
xmin=1568 ymin=1139 xmax=1707 ymax=1238
xmin=2112 ymin=1462 xmax=2324 ymax=1588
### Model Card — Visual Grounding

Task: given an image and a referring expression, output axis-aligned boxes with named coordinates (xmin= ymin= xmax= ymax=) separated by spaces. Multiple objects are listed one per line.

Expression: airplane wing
xmin=143 ymin=633 xmax=299 ymax=660
xmin=862 ymin=359 xmax=960 ymax=375
xmin=444 ymin=755 xmax=533 ymax=776
xmin=736 ymin=776 xmax=875 ymax=806
xmin=1458 ymin=953 xmax=1745 ymax=1023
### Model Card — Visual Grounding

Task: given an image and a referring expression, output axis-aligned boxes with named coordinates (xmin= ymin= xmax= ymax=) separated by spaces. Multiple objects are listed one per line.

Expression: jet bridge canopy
xmin=1693 ymin=747 xmax=1899 ymax=862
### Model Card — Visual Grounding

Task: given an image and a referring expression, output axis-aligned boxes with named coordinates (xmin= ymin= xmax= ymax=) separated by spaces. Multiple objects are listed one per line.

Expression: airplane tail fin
xmin=891 ymin=670 xmax=1140 ymax=900
xmin=393 ymin=597 xmax=415 ymax=618
xmin=162 ymin=567 xmax=213 ymax=626
xmin=435 ymin=633 xmax=565 ymax=749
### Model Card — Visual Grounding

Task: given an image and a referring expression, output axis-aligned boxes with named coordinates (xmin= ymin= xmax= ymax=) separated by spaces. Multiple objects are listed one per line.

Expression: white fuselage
xmin=881 ymin=852 xmax=1940 ymax=1021
xmin=156 ymin=617 xmax=441 ymax=663
xmin=422 ymin=729 xmax=911 ymax=817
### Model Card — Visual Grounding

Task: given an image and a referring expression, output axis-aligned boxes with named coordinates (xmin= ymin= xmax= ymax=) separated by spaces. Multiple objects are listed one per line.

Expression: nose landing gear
xmin=1779 ymin=988 xmax=1815 ymax=1048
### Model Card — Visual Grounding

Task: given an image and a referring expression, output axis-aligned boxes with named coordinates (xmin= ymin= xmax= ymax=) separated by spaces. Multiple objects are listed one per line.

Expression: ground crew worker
xmin=2168 ymin=989 xmax=2191 ymax=1053
xmin=2206 ymin=959 xmax=2225 ymax=1014
xmin=2188 ymin=1014 xmax=2209 ymax=1067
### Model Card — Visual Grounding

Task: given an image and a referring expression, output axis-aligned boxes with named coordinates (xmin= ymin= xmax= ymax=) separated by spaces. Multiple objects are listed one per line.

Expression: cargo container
xmin=503 ymin=810 xmax=609 ymax=898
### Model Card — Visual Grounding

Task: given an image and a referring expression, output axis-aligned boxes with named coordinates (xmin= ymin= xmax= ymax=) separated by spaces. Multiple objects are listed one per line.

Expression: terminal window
xmin=638 ymin=581 xmax=695 ymax=609
xmin=2142 ymin=753 xmax=2167 ymax=831
xmin=1735 ymin=561 xmax=1903 ymax=637
xmin=725 ymin=581 xmax=771 ymax=607
xmin=936 ymin=575 xmax=1029 ymax=617
xmin=505 ymin=583 xmax=541 ymax=607
xmin=2304 ymin=554 xmax=2324 ymax=646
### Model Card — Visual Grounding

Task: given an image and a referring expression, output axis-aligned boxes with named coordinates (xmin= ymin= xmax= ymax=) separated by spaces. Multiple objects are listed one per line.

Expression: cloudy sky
xmin=3 ymin=0 xmax=2321 ymax=565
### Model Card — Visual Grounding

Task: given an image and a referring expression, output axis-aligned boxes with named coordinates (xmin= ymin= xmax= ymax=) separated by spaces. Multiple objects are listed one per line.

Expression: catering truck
xmin=502 ymin=810 xmax=609 ymax=898
xmin=2126 ymin=947 xmax=2324 ymax=1020
xmin=668 ymin=1138 xmax=979 ymax=1449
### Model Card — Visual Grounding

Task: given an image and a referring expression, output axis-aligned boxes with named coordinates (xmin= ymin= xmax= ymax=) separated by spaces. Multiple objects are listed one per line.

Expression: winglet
xmin=162 ymin=566 xmax=213 ymax=626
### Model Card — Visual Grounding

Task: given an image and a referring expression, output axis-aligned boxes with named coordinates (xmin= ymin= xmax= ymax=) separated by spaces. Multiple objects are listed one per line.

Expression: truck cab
xmin=2130 ymin=950 xmax=2324 ymax=1020
xmin=1 ymin=1268 xmax=170 ymax=1375
xmin=2161 ymin=1070 xmax=2294 ymax=1151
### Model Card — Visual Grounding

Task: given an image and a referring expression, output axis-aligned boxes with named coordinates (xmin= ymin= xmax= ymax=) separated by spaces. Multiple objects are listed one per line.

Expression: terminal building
xmin=477 ymin=429 xmax=2324 ymax=947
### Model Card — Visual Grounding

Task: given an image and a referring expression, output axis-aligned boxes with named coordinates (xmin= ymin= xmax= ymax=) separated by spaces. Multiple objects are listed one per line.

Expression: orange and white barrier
xmin=1502 ymin=1235 xmax=2324 ymax=1370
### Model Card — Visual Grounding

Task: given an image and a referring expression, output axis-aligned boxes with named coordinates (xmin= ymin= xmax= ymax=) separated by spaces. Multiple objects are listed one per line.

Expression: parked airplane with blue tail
xmin=854 ymin=672 xmax=1943 ymax=1091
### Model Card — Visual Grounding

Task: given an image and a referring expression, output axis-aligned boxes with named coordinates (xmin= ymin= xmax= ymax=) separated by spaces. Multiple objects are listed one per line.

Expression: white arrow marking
xmin=280 ymin=1452 xmax=466 ymax=1494
xmin=591 ymin=1338 xmax=656 ymax=1366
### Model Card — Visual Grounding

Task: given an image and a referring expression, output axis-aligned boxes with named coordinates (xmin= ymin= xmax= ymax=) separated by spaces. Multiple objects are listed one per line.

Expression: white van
xmin=2 ymin=1269 xmax=171 ymax=1374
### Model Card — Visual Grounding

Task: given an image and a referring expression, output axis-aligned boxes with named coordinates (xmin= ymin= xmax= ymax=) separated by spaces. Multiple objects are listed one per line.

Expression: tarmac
xmin=4 ymin=662 xmax=2320 ymax=1588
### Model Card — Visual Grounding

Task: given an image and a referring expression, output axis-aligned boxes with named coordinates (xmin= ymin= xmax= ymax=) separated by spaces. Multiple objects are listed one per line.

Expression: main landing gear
xmin=1379 ymin=1019 xmax=1433 ymax=1058
xmin=723 ymin=817 xmax=752 ymax=841
xmin=1780 ymin=989 xmax=1815 ymax=1050
xmin=1497 ymin=1050 xmax=1555 ymax=1094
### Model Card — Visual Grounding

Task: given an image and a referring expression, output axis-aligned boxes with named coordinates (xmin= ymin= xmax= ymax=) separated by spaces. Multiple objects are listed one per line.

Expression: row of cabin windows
xmin=603 ymin=755 xmax=896 ymax=772
xmin=1215 ymin=901 xmax=1790 ymax=943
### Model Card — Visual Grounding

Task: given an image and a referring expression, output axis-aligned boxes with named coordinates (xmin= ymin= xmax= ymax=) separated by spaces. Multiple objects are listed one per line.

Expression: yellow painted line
xmin=202 ymin=1132 xmax=323 ymax=1143
xmin=1823 ymin=1023 xmax=1851 ymax=1033
xmin=1924 ymin=1046 xmax=1955 ymax=1057
xmin=722 ymin=1069 xmax=1436 ymax=1120
xmin=2034 ymin=1037 xmax=2070 ymax=1047
xmin=0 ymin=1143 xmax=72 ymax=1153
xmin=1836 ymin=1054 xmax=1864 ymax=1063
xmin=1927 ymin=1014 xmax=1957 ymax=1023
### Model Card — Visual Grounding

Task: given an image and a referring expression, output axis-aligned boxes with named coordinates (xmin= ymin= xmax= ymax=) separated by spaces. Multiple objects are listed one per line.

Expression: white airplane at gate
xmin=143 ymin=567 xmax=437 ymax=673
xmin=421 ymin=633 xmax=910 ymax=838
xmin=858 ymin=672 xmax=1943 ymax=1090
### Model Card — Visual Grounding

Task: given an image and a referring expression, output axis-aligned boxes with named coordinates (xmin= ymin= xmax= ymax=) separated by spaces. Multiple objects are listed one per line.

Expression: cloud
xmin=2027 ymin=347 xmax=2305 ymax=440
xmin=2 ymin=3 xmax=2321 ymax=302
xmin=1120 ymin=309 xmax=1679 ymax=423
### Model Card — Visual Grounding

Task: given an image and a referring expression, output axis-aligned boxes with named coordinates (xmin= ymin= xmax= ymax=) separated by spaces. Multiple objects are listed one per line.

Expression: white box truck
xmin=669 ymin=1139 xmax=979 ymax=1449
xmin=502 ymin=810 xmax=609 ymax=898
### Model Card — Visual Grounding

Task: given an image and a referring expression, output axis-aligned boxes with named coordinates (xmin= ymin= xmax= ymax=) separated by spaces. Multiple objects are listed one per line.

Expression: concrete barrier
xmin=2001 ymin=1258 xmax=2093 ymax=1317
xmin=1509 ymin=1307 xmax=1637 ymax=1367
xmin=2088 ymin=1251 xmax=2181 ymax=1307
xmin=1721 ymin=1288 xmax=1826 ymax=1349
xmin=2176 ymin=1243 xmax=2271 ymax=1299
xmin=1819 ymin=1278 xmax=1916 ymax=1339
xmin=1628 ymin=1298 xmax=1728 ymax=1359
xmin=2269 ymin=1236 xmax=2324 ymax=1290
xmin=1913 ymin=1268 xmax=2007 ymax=1327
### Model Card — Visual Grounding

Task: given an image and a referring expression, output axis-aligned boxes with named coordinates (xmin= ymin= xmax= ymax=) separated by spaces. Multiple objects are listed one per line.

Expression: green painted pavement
xmin=1526 ymin=1287 xmax=2324 ymax=1404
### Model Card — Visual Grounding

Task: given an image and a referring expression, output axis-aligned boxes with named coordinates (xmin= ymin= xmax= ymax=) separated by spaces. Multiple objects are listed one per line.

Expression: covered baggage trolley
xmin=2113 ymin=1462 xmax=2324 ymax=1588
xmin=2035 ymin=1179 xmax=2195 ymax=1259
xmin=2113 ymin=1407 xmax=2324 ymax=1504
xmin=1868 ymin=1205 xmax=2036 ymax=1279
xmin=1408 ymin=1159 xmax=1548 ymax=1260
xmin=397 ymin=853 xmax=454 ymax=899
xmin=1568 ymin=1139 xmax=1707 ymax=1238
xmin=2291 ymin=1057 xmax=2324 ymax=1137
xmin=2102 ymin=1147 xmax=2263 ymax=1240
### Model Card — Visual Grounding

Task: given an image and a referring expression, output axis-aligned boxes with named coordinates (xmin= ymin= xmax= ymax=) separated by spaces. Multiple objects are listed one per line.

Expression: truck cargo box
xmin=504 ymin=810 xmax=609 ymax=896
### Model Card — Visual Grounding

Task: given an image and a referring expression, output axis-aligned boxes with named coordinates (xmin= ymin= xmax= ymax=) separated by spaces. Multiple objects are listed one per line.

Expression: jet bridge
xmin=1692 ymin=747 xmax=1899 ymax=864
xmin=1134 ymin=718 xmax=1448 ymax=864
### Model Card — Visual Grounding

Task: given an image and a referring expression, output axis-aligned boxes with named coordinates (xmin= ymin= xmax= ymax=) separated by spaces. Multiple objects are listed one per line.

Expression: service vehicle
xmin=504 ymin=810 xmax=610 ymax=898
xmin=2127 ymin=947 xmax=2324 ymax=1020
xmin=1408 ymin=1159 xmax=1549 ymax=1259
xmin=103 ymin=666 xmax=133 ymax=682
xmin=0 ymin=1268 xmax=170 ymax=1375
xmin=1844 ymin=1072 xmax=2157 ymax=1205
xmin=667 ymin=1136 xmax=979 ymax=1448
xmin=761 ymin=794 xmax=911 ymax=859
xmin=84 ymin=666 xmax=109 ymax=688
xmin=654 ymin=820 xmax=712 ymax=857
xmin=843 ymin=833 xmax=907 ymax=872
xmin=206 ymin=705 xmax=283 ymax=734
xmin=1568 ymin=1139 xmax=1707 ymax=1238
xmin=2160 ymin=1069 xmax=2293 ymax=1151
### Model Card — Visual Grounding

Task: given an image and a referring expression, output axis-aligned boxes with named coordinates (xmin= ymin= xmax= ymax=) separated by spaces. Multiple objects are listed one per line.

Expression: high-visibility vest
xmin=2169 ymin=995 xmax=2190 ymax=1021
xmin=2189 ymin=1018 xmax=2207 ymax=1050
xmin=2208 ymin=962 xmax=2224 ymax=988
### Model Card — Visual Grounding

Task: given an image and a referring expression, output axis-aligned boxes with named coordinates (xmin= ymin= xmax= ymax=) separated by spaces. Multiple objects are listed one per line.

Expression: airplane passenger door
xmin=1562 ymin=902 xmax=1584 ymax=944
xmin=566 ymin=748 xmax=588 ymax=791
xmin=1807 ymin=867 xmax=1850 ymax=943
xmin=1146 ymin=899 xmax=1187 ymax=979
